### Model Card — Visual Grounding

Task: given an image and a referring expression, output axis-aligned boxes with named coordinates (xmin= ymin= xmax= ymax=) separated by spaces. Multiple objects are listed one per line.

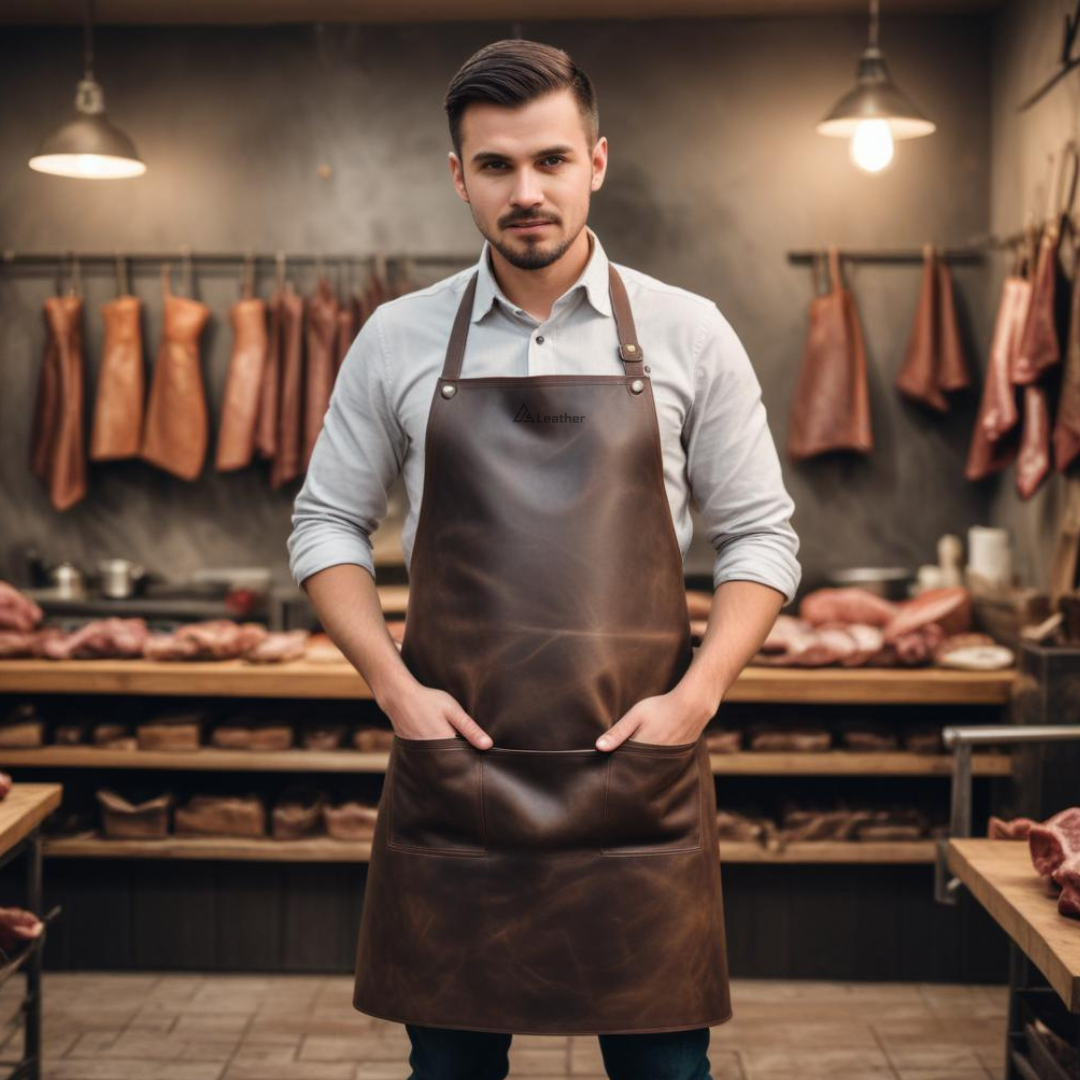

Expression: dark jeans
xmin=405 ymin=1023 xmax=713 ymax=1080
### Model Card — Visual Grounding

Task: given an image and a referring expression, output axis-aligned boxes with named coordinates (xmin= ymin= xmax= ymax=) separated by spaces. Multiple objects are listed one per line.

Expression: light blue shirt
xmin=288 ymin=226 xmax=802 ymax=605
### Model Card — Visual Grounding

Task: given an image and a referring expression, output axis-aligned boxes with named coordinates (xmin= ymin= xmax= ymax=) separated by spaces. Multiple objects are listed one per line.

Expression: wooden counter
xmin=947 ymin=838 xmax=1080 ymax=1012
xmin=0 ymin=657 xmax=1016 ymax=705
xmin=0 ymin=784 xmax=63 ymax=858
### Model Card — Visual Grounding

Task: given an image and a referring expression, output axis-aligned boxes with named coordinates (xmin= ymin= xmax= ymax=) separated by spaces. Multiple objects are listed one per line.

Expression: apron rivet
xmin=629 ymin=378 xmax=645 ymax=394
xmin=441 ymin=383 xmax=457 ymax=398
xmin=626 ymin=344 xmax=636 ymax=353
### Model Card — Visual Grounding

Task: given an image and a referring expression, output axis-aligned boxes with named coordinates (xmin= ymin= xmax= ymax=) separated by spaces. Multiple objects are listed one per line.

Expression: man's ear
xmin=449 ymin=152 xmax=469 ymax=203
xmin=590 ymin=136 xmax=609 ymax=192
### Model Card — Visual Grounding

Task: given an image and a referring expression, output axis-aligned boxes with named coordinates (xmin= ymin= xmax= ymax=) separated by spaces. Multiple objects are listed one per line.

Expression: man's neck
xmin=488 ymin=228 xmax=593 ymax=322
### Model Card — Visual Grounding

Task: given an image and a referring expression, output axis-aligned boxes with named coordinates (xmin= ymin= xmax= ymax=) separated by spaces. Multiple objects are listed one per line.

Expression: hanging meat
xmin=1012 ymin=221 xmax=1063 ymax=385
xmin=215 ymin=296 xmax=268 ymax=471
xmin=30 ymin=293 xmax=87 ymax=511
xmin=896 ymin=245 xmax=971 ymax=412
xmin=1017 ymin=383 xmax=1053 ymax=498
xmin=1010 ymin=222 xmax=1065 ymax=499
xmin=965 ymin=274 xmax=1029 ymax=481
xmin=936 ymin=258 xmax=971 ymax=394
xmin=141 ymin=265 xmax=212 ymax=480
xmin=90 ymin=294 xmax=144 ymax=461
xmin=303 ymin=277 xmax=339 ymax=469
xmin=255 ymin=287 xmax=284 ymax=461
xmin=1053 ymin=249 xmax=1080 ymax=472
xmin=787 ymin=247 xmax=873 ymax=461
xmin=270 ymin=283 xmax=304 ymax=489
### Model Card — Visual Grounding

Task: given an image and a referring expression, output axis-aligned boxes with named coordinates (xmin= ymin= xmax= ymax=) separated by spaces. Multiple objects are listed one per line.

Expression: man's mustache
xmin=501 ymin=213 xmax=560 ymax=227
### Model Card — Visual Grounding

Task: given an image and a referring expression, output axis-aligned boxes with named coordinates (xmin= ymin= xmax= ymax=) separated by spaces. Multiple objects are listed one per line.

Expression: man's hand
xmin=595 ymin=683 xmax=719 ymax=751
xmin=594 ymin=579 xmax=785 ymax=752
xmin=301 ymin=564 xmax=494 ymax=749
xmin=381 ymin=680 xmax=493 ymax=749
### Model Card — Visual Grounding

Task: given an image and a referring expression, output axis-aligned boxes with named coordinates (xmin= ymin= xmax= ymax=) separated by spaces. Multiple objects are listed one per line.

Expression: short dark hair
xmin=444 ymin=39 xmax=599 ymax=160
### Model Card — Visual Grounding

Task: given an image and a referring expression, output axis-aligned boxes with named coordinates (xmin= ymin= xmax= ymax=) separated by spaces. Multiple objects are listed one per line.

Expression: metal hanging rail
xmin=0 ymin=249 xmax=479 ymax=270
xmin=786 ymin=247 xmax=985 ymax=265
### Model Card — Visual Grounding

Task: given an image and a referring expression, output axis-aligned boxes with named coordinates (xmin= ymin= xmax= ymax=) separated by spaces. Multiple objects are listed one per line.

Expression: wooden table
xmin=947 ymin=839 xmax=1080 ymax=1080
xmin=0 ymin=784 xmax=63 ymax=1080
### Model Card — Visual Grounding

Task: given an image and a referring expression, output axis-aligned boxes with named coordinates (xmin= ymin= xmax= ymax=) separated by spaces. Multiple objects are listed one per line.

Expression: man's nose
xmin=509 ymin=168 xmax=544 ymax=208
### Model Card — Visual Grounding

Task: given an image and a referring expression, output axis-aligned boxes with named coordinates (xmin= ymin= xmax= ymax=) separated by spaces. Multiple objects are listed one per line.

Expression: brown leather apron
xmin=352 ymin=264 xmax=732 ymax=1036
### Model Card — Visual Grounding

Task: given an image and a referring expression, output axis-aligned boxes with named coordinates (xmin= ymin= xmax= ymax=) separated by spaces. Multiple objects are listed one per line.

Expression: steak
xmin=1029 ymin=807 xmax=1080 ymax=877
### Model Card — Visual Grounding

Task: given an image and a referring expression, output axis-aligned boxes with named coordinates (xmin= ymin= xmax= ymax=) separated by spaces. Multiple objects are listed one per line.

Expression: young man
xmin=289 ymin=38 xmax=801 ymax=1080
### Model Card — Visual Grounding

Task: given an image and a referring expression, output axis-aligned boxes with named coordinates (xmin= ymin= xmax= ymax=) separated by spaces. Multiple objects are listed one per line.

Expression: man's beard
xmin=477 ymin=213 xmax=586 ymax=271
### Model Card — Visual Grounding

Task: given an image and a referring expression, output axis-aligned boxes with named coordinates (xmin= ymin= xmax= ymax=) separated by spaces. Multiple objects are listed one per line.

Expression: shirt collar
xmin=470 ymin=225 xmax=613 ymax=323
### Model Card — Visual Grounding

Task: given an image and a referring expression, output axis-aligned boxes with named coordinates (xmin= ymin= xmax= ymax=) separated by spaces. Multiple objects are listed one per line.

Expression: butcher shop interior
xmin=1 ymin=0 xmax=1080 ymax=1077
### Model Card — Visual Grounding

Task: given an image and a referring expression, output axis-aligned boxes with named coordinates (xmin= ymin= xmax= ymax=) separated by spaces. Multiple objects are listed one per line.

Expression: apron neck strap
xmin=440 ymin=264 xmax=645 ymax=381
xmin=607 ymin=263 xmax=644 ymax=370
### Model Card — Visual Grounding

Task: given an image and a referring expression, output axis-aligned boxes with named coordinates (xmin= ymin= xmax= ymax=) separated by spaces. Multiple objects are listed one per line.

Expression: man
xmin=288 ymin=38 xmax=801 ymax=1080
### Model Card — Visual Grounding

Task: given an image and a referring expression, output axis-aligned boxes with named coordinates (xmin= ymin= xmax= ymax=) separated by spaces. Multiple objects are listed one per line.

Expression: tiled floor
xmin=0 ymin=973 xmax=1009 ymax=1080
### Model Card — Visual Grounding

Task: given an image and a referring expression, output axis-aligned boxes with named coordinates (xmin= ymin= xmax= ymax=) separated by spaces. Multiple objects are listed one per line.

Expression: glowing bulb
xmin=850 ymin=120 xmax=894 ymax=173
xmin=29 ymin=152 xmax=146 ymax=179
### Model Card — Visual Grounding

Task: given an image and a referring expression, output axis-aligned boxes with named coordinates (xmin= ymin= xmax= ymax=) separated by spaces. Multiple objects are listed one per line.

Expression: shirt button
xmin=536 ymin=335 xmax=545 ymax=345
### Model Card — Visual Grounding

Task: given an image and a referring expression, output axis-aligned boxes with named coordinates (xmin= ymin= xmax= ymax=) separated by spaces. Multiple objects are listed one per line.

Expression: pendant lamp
xmin=29 ymin=0 xmax=145 ymax=180
xmin=817 ymin=0 xmax=935 ymax=174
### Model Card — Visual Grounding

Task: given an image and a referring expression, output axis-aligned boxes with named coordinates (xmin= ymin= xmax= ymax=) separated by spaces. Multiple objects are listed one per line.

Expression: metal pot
xmin=826 ymin=566 xmax=913 ymax=601
xmin=97 ymin=558 xmax=146 ymax=599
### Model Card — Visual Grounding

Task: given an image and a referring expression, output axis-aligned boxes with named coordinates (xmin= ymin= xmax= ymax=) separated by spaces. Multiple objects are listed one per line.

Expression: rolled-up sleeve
xmin=287 ymin=309 xmax=404 ymax=588
xmin=684 ymin=303 xmax=802 ymax=607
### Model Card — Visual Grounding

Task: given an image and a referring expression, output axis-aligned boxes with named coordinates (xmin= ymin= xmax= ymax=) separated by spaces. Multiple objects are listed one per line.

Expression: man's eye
xmin=482 ymin=162 xmax=507 ymax=170
xmin=541 ymin=156 xmax=565 ymax=167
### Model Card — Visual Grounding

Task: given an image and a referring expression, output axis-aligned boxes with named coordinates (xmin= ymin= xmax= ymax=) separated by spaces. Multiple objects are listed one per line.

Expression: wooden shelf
xmin=710 ymin=751 xmax=1012 ymax=776
xmin=0 ymin=746 xmax=1013 ymax=777
xmin=0 ymin=658 xmax=1016 ymax=705
xmin=45 ymin=834 xmax=375 ymax=862
xmin=724 ymin=840 xmax=936 ymax=863
xmin=0 ymin=746 xmax=394 ymax=773
xmin=947 ymin=838 xmax=1080 ymax=1013
xmin=41 ymin=833 xmax=936 ymax=864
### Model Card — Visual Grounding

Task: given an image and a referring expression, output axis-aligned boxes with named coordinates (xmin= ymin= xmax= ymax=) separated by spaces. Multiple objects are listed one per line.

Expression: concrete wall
xmin=0 ymin=14 xmax=994 ymax=600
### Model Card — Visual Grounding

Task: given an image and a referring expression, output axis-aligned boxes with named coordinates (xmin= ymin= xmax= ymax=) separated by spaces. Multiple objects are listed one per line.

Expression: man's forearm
xmin=676 ymin=579 xmax=786 ymax=716
xmin=301 ymin=564 xmax=417 ymax=712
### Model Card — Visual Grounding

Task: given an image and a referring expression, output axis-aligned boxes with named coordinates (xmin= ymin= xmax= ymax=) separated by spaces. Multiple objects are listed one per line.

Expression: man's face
xmin=449 ymin=87 xmax=607 ymax=270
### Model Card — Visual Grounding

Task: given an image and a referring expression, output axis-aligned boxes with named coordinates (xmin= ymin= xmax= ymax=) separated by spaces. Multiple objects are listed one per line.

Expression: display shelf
xmin=0 ymin=658 xmax=1015 ymax=704
xmin=41 ymin=834 xmax=937 ymax=864
xmin=0 ymin=745 xmax=1014 ymax=777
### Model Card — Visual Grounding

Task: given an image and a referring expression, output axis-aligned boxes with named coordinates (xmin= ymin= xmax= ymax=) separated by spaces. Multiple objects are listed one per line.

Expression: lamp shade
xmin=817 ymin=48 xmax=935 ymax=140
xmin=29 ymin=77 xmax=145 ymax=179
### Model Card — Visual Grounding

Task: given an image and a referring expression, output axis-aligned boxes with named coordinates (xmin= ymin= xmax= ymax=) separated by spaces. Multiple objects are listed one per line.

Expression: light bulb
xmin=850 ymin=119 xmax=894 ymax=173
xmin=29 ymin=152 xmax=146 ymax=179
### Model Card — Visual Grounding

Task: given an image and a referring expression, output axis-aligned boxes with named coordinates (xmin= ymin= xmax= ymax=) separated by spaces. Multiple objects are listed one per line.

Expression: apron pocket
xmin=388 ymin=735 xmax=486 ymax=856
xmin=602 ymin=740 xmax=703 ymax=856
xmin=481 ymin=748 xmax=608 ymax=853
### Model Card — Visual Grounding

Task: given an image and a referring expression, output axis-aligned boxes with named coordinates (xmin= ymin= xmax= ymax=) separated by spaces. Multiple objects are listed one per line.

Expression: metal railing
xmin=935 ymin=724 xmax=1080 ymax=904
